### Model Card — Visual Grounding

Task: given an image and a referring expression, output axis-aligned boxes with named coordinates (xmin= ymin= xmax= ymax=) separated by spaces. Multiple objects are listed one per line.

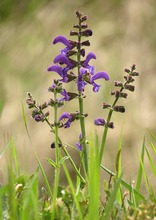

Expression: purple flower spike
xmin=53 ymin=35 xmax=71 ymax=48
xmin=83 ymin=52 xmax=96 ymax=66
xmin=94 ymin=118 xmax=105 ymax=126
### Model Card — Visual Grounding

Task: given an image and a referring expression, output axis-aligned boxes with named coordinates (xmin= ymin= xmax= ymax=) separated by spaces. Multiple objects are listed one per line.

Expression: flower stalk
xmin=76 ymin=12 xmax=88 ymax=175
xmin=52 ymin=89 xmax=60 ymax=213
xmin=99 ymin=65 xmax=139 ymax=163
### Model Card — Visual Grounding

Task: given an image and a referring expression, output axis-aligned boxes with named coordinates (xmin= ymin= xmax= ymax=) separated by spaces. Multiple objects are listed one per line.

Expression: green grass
xmin=0 ymin=129 xmax=156 ymax=219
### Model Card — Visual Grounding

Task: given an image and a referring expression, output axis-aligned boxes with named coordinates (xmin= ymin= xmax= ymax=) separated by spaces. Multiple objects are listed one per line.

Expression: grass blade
xmin=22 ymin=103 xmax=52 ymax=198
xmin=145 ymin=147 xmax=156 ymax=175
xmin=103 ymin=176 xmax=122 ymax=220
xmin=88 ymin=134 xmax=100 ymax=220
xmin=135 ymin=136 xmax=145 ymax=205
xmin=101 ymin=165 xmax=146 ymax=201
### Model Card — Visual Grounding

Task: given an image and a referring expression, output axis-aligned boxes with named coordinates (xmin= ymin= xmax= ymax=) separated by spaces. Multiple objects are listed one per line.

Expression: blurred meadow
xmin=0 ymin=0 xmax=156 ymax=191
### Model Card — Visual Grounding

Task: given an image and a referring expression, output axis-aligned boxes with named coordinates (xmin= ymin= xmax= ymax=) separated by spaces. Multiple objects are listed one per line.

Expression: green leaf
xmin=101 ymin=165 xmax=146 ymax=201
xmin=145 ymin=147 xmax=156 ymax=175
xmin=59 ymin=156 xmax=70 ymax=165
xmin=136 ymin=136 xmax=145 ymax=202
xmin=46 ymin=158 xmax=57 ymax=168
xmin=103 ymin=176 xmax=122 ymax=220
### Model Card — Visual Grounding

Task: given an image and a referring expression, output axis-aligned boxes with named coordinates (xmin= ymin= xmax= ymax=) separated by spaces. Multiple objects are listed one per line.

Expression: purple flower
xmin=77 ymin=69 xmax=87 ymax=92
xmin=60 ymin=89 xmax=70 ymax=101
xmin=91 ymin=71 xmax=109 ymax=92
xmin=59 ymin=112 xmax=72 ymax=128
xmin=76 ymin=133 xmax=83 ymax=151
xmin=94 ymin=118 xmax=106 ymax=126
xmin=60 ymin=89 xmax=78 ymax=101
xmin=53 ymin=54 xmax=72 ymax=67
xmin=76 ymin=142 xmax=82 ymax=151
xmin=53 ymin=36 xmax=73 ymax=54
xmin=53 ymin=36 xmax=72 ymax=48
xmin=82 ymin=52 xmax=96 ymax=75
xmin=34 ymin=114 xmax=44 ymax=122
xmin=83 ymin=52 xmax=96 ymax=67
xmin=47 ymin=65 xmax=68 ymax=82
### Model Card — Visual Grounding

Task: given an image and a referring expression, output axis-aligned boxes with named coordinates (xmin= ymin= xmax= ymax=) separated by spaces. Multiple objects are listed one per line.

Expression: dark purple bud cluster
xmin=26 ymin=93 xmax=50 ymax=123
xmin=94 ymin=65 xmax=139 ymax=129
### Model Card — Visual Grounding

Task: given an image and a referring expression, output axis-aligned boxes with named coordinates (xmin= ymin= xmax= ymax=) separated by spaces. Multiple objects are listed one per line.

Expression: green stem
xmin=62 ymin=146 xmax=86 ymax=183
xmin=100 ymin=82 xmax=128 ymax=163
xmin=77 ymin=20 xmax=88 ymax=175
xmin=52 ymin=91 xmax=60 ymax=218
xmin=78 ymin=95 xmax=88 ymax=175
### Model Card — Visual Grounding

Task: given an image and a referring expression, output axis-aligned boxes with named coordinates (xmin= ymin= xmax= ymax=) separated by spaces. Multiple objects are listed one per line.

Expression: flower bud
xmin=66 ymin=72 xmax=77 ymax=82
xmin=57 ymin=100 xmax=64 ymax=107
xmin=131 ymin=64 xmax=136 ymax=71
xmin=124 ymin=85 xmax=135 ymax=92
xmin=130 ymin=71 xmax=139 ymax=76
xmin=75 ymin=10 xmax=83 ymax=18
xmin=124 ymin=75 xmax=134 ymax=83
xmin=111 ymin=91 xmax=128 ymax=98
xmin=26 ymin=98 xmax=35 ymax=108
xmin=94 ymin=118 xmax=106 ymax=126
xmin=80 ymin=15 xmax=88 ymax=22
xmin=113 ymin=106 xmax=125 ymax=113
xmin=69 ymin=40 xmax=78 ymax=48
xmin=107 ymin=122 xmax=114 ymax=129
xmin=119 ymin=92 xmax=128 ymax=98
xmin=45 ymin=111 xmax=50 ymax=117
xmin=48 ymin=99 xmax=55 ymax=106
xmin=80 ymin=29 xmax=92 ymax=37
xmin=66 ymin=50 xmax=77 ymax=56
xmin=51 ymin=142 xmax=62 ymax=149
xmin=102 ymin=103 xmax=111 ymax=109
xmin=73 ymin=24 xmax=79 ymax=28
xmin=34 ymin=114 xmax=44 ymax=122
xmin=80 ymin=48 xmax=85 ymax=57
xmin=81 ymin=23 xmax=88 ymax=29
xmin=41 ymin=102 xmax=48 ymax=110
xmin=70 ymin=31 xmax=79 ymax=36
xmin=81 ymin=40 xmax=90 ymax=46
xmin=114 ymin=81 xmax=123 ymax=87
xmin=124 ymin=68 xmax=130 ymax=73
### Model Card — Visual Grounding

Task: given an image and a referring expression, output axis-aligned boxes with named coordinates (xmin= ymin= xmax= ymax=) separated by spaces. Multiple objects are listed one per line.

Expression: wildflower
xmin=53 ymin=54 xmax=72 ymax=68
xmin=47 ymin=65 xmax=69 ymax=82
xmin=59 ymin=112 xmax=72 ymax=128
xmin=60 ymin=89 xmax=78 ymax=101
xmin=53 ymin=35 xmax=73 ymax=53
xmin=94 ymin=118 xmax=106 ymax=126
xmin=76 ymin=142 xmax=83 ymax=151
xmin=34 ymin=114 xmax=45 ymax=122
xmin=77 ymin=69 xmax=87 ymax=92
xmin=76 ymin=133 xmax=83 ymax=151
xmin=90 ymin=71 xmax=109 ymax=92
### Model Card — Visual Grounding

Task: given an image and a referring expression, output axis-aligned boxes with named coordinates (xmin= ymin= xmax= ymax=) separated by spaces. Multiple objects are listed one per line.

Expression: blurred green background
xmin=0 ymin=0 xmax=156 ymax=190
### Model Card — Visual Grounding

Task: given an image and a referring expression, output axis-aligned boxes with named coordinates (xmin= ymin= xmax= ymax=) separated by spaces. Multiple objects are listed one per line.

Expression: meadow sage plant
xmin=26 ymin=10 xmax=139 ymax=196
